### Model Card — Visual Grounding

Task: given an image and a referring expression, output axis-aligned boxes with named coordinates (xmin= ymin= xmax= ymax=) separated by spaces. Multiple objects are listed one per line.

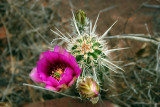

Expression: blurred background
xmin=0 ymin=0 xmax=160 ymax=107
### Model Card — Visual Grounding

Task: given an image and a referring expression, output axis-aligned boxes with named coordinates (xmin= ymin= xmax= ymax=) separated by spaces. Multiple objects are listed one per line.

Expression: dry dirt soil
xmin=24 ymin=0 xmax=160 ymax=106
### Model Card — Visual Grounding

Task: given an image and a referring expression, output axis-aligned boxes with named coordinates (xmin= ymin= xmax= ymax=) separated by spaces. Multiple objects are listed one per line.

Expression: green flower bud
xmin=75 ymin=10 xmax=86 ymax=26
xmin=77 ymin=77 xmax=100 ymax=104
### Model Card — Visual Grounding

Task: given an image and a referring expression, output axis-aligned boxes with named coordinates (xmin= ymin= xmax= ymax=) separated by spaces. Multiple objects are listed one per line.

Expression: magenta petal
xmin=37 ymin=58 xmax=51 ymax=80
xmin=55 ymin=46 xmax=76 ymax=61
xmin=63 ymin=50 xmax=75 ymax=60
xmin=68 ymin=77 xmax=76 ymax=87
xmin=59 ymin=54 xmax=81 ymax=78
xmin=64 ymin=51 xmax=76 ymax=61
xmin=45 ymin=76 xmax=59 ymax=87
xmin=39 ymin=52 xmax=44 ymax=60
xmin=54 ymin=45 xmax=65 ymax=55
xmin=56 ymin=84 xmax=63 ymax=89
xmin=58 ymin=54 xmax=70 ymax=65
xmin=29 ymin=67 xmax=42 ymax=82
xmin=45 ymin=84 xmax=59 ymax=91
xmin=59 ymin=67 xmax=73 ymax=85
xmin=43 ymin=51 xmax=59 ymax=64
xmin=74 ymin=67 xmax=81 ymax=78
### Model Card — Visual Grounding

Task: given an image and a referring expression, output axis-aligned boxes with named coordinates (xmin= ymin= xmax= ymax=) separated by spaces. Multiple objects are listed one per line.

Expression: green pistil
xmin=54 ymin=72 xmax=61 ymax=77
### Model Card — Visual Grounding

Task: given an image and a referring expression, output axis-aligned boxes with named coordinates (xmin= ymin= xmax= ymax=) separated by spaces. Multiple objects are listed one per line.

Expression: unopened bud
xmin=77 ymin=77 xmax=100 ymax=104
xmin=75 ymin=10 xmax=86 ymax=26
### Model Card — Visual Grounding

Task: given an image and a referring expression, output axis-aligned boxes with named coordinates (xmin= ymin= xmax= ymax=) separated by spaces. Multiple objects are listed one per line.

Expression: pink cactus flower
xmin=29 ymin=46 xmax=81 ymax=91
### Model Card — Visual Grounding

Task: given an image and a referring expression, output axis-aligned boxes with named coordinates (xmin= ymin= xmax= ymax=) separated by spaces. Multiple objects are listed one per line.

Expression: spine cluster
xmin=71 ymin=34 xmax=105 ymax=67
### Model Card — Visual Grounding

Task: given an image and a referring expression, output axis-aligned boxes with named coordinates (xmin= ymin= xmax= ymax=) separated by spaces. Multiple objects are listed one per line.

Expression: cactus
xmin=51 ymin=9 xmax=123 ymax=104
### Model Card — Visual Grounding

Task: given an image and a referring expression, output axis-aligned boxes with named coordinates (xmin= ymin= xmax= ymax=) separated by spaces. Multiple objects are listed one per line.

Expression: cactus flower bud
xmin=75 ymin=10 xmax=86 ymax=26
xmin=77 ymin=77 xmax=100 ymax=104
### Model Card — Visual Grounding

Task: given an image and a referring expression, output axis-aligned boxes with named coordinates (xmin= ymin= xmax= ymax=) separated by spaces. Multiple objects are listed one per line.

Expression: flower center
xmin=50 ymin=64 xmax=66 ymax=81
